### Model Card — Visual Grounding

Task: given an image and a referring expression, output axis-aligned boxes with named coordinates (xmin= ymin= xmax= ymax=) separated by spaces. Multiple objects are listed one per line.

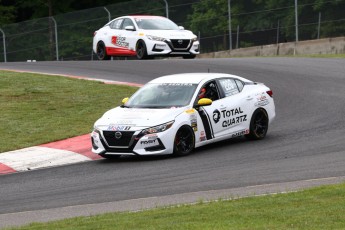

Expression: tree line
xmin=0 ymin=0 xmax=130 ymax=25
xmin=188 ymin=0 xmax=345 ymax=50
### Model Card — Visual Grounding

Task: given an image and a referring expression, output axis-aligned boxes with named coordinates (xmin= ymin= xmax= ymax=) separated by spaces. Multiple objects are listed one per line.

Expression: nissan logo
xmin=115 ymin=132 xmax=122 ymax=139
xmin=178 ymin=39 xmax=183 ymax=44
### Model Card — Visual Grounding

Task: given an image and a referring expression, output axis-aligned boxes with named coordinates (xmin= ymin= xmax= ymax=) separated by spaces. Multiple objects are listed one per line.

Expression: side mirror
xmin=178 ymin=26 xmax=185 ymax=30
xmin=122 ymin=97 xmax=129 ymax=104
xmin=125 ymin=25 xmax=135 ymax=31
xmin=197 ymin=98 xmax=212 ymax=106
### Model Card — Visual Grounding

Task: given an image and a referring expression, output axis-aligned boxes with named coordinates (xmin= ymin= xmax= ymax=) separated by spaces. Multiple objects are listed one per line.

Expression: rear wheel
xmin=173 ymin=125 xmax=195 ymax=156
xmin=96 ymin=42 xmax=110 ymax=60
xmin=136 ymin=40 xmax=149 ymax=60
xmin=246 ymin=108 xmax=269 ymax=140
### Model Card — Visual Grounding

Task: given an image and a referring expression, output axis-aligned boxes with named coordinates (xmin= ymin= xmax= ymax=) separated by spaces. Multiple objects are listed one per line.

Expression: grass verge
xmin=8 ymin=182 xmax=345 ymax=230
xmin=0 ymin=70 xmax=138 ymax=153
xmin=211 ymin=53 xmax=345 ymax=58
xmin=284 ymin=53 xmax=345 ymax=58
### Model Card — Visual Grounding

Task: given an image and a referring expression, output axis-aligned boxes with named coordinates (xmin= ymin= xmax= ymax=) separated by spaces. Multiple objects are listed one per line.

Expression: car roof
xmin=107 ymin=15 xmax=165 ymax=24
xmin=149 ymin=73 xmax=251 ymax=84
xmin=124 ymin=15 xmax=166 ymax=20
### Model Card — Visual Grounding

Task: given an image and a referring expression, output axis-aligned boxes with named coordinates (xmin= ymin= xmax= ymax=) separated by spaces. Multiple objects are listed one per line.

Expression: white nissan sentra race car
xmin=93 ymin=15 xmax=199 ymax=60
xmin=91 ymin=73 xmax=275 ymax=159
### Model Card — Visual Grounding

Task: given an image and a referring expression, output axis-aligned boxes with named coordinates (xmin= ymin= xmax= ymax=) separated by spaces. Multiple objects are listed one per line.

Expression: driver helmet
xmin=198 ymin=88 xmax=206 ymax=99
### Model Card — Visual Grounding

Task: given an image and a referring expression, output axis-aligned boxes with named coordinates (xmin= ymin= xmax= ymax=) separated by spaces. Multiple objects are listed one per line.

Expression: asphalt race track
xmin=0 ymin=58 xmax=345 ymax=226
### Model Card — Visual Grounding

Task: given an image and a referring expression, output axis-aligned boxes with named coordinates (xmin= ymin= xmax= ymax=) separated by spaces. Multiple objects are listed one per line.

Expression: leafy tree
xmin=187 ymin=0 xmax=345 ymax=49
xmin=0 ymin=0 xmax=15 ymax=26
xmin=105 ymin=0 xmax=166 ymax=19
xmin=313 ymin=0 xmax=345 ymax=37
xmin=187 ymin=0 xmax=257 ymax=50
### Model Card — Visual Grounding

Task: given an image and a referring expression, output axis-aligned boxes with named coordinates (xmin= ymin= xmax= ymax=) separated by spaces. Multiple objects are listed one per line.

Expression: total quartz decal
xmin=213 ymin=107 xmax=247 ymax=127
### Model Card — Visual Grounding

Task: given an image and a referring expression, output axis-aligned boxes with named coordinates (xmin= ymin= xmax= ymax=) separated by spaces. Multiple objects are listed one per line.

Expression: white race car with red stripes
xmin=91 ymin=73 xmax=275 ymax=159
xmin=93 ymin=15 xmax=199 ymax=60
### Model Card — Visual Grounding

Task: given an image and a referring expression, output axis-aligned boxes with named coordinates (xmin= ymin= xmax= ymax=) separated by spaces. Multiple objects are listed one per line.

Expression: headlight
xmin=146 ymin=35 xmax=166 ymax=42
xmin=140 ymin=121 xmax=174 ymax=135
xmin=192 ymin=36 xmax=198 ymax=42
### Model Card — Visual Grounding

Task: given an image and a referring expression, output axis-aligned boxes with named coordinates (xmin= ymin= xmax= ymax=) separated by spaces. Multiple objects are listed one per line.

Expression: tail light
xmin=266 ymin=90 xmax=273 ymax=97
xmin=93 ymin=31 xmax=97 ymax=37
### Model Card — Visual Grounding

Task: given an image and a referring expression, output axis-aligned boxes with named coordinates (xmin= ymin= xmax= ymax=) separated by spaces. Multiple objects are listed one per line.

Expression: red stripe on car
xmin=106 ymin=47 xmax=136 ymax=56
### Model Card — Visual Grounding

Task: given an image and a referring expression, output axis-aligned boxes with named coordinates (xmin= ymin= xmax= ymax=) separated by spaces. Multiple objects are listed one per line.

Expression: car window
xmin=110 ymin=19 xmax=123 ymax=29
xmin=219 ymin=78 xmax=240 ymax=97
xmin=121 ymin=18 xmax=135 ymax=29
xmin=197 ymin=80 xmax=220 ymax=101
xmin=235 ymin=79 xmax=244 ymax=92
xmin=126 ymin=83 xmax=197 ymax=108
xmin=134 ymin=17 xmax=179 ymax=30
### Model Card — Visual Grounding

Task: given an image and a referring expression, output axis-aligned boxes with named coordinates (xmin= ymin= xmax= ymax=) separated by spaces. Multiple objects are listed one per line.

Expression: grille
xmin=103 ymin=131 xmax=135 ymax=147
xmin=170 ymin=39 xmax=190 ymax=49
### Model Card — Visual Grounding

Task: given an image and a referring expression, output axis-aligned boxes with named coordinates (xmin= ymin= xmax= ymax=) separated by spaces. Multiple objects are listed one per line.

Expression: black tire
xmin=173 ymin=125 xmax=195 ymax=156
xmin=99 ymin=153 xmax=121 ymax=160
xmin=96 ymin=42 xmax=110 ymax=60
xmin=182 ymin=55 xmax=196 ymax=59
xmin=246 ymin=108 xmax=269 ymax=140
xmin=136 ymin=40 xmax=149 ymax=60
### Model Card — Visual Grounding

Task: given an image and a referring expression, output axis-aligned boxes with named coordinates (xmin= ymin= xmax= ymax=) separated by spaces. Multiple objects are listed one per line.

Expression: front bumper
xmin=146 ymin=39 xmax=200 ymax=57
xmin=91 ymin=128 xmax=175 ymax=156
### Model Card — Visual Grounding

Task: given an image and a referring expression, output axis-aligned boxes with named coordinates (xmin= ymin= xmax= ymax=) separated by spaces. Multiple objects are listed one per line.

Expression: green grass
xmin=281 ymin=53 xmax=345 ymax=58
xmin=8 ymin=183 xmax=345 ymax=230
xmin=229 ymin=53 xmax=345 ymax=58
xmin=0 ymin=70 xmax=138 ymax=153
xmin=301 ymin=53 xmax=345 ymax=58
xmin=206 ymin=53 xmax=345 ymax=59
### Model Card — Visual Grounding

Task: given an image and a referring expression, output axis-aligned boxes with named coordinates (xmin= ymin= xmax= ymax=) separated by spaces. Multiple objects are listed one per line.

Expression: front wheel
xmin=136 ymin=40 xmax=149 ymax=60
xmin=246 ymin=108 xmax=269 ymax=140
xmin=173 ymin=125 xmax=195 ymax=156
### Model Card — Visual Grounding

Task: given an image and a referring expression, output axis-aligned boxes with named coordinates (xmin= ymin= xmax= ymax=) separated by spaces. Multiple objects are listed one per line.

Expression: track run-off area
xmin=0 ymin=57 xmax=344 ymax=227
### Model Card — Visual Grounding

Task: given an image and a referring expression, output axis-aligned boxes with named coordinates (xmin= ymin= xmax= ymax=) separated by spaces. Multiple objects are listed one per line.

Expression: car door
xmin=215 ymin=78 xmax=252 ymax=137
xmin=196 ymin=80 xmax=229 ymax=139
xmin=106 ymin=18 xmax=124 ymax=54
xmin=119 ymin=18 xmax=137 ymax=54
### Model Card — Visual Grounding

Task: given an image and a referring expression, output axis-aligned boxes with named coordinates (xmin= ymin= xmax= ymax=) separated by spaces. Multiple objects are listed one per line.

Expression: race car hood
xmin=95 ymin=106 xmax=188 ymax=130
xmin=142 ymin=29 xmax=196 ymax=39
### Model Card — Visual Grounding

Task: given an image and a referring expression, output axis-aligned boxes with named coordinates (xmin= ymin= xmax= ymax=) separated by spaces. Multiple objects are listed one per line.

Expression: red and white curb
xmin=0 ymin=69 xmax=143 ymax=175
xmin=0 ymin=134 xmax=102 ymax=175
xmin=0 ymin=69 xmax=144 ymax=87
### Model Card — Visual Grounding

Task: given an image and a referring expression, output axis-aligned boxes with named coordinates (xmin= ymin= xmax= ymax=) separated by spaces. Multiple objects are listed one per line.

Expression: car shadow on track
xmin=96 ymin=154 xmax=172 ymax=164
xmin=95 ymin=136 xmax=261 ymax=164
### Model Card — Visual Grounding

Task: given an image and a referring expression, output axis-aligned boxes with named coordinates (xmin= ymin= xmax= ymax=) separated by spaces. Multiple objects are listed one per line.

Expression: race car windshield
xmin=135 ymin=18 xmax=179 ymax=30
xmin=126 ymin=83 xmax=197 ymax=108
